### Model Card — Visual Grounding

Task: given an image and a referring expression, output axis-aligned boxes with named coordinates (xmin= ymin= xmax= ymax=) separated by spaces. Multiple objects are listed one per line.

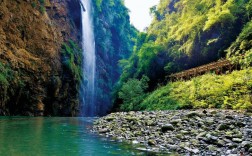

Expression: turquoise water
xmin=0 ymin=117 xmax=151 ymax=156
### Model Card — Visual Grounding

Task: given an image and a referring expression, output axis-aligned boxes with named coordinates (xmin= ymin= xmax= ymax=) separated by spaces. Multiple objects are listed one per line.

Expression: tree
xmin=119 ymin=76 xmax=149 ymax=111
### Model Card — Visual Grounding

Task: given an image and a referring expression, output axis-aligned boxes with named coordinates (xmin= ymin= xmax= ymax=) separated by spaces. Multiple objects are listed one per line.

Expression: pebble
xmin=93 ymin=109 xmax=252 ymax=155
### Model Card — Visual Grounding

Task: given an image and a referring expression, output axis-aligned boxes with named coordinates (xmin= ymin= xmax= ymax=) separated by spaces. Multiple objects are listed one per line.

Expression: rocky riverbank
xmin=93 ymin=110 xmax=252 ymax=155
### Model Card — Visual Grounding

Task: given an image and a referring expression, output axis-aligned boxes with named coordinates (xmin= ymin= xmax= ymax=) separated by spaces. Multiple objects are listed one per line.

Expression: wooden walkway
xmin=169 ymin=59 xmax=237 ymax=81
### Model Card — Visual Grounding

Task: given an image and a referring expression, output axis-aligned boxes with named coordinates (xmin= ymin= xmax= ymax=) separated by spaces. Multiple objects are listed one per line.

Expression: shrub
xmin=39 ymin=6 xmax=45 ymax=14
xmin=119 ymin=75 xmax=149 ymax=111
xmin=139 ymin=69 xmax=252 ymax=111
xmin=39 ymin=0 xmax=45 ymax=5
xmin=31 ymin=2 xmax=36 ymax=8
xmin=61 ymin=40 xmax=82 ymax=82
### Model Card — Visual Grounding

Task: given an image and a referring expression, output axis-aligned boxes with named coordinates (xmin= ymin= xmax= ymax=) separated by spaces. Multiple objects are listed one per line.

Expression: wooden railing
xmin=169 ymin=59 xmax=237 ymax=81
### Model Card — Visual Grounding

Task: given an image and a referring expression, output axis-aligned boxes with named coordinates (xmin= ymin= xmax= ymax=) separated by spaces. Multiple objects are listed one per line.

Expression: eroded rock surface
xmin=0 ymin=0 xmax=81 ymax=116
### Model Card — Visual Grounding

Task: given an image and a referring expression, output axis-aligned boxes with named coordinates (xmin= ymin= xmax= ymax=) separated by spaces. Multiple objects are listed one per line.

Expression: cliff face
xmin=0 ymin=0 xmax=82 ymax=116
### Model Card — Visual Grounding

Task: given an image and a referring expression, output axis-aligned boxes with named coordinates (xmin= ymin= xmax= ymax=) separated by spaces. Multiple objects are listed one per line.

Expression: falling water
xmin=80 ymin=0 xmax=96 ymax=116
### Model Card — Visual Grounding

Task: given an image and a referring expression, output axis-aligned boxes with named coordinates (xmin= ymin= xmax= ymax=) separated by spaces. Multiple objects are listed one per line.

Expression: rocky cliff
xmin=0 ymin=0 xmax=82 ymax=116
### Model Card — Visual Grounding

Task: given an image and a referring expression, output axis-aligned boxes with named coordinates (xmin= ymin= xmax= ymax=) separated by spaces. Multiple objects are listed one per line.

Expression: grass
xmin=138 ymin=68 xmax=252 ymax=110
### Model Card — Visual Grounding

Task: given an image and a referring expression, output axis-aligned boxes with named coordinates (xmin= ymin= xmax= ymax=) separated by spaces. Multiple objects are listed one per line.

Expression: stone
xmin=186 ymin=111 xmax=201 ymax=118
xmin=206 ymin=133 xmax=218 ymax=141
xmin=105 ymin=116 xmax=115 ymax=121
xmin=216 ymin=123 xmax=229 ymax=131
xmin=233 ymin=132 xmax=243 ymax=138
xmin=146 ymin=120 xmax=156 ymax=126
xmin=248 ymin=147 xmax=252 ymax=153
xmin=241 ymin=141 xmax=251 ymax=149
xmin=166 ymin=144 xmax=179 ymax=150
xmin=232 ymin=138 xmax=242 ymax=143
xmin=93 ymin=120 xmax=100 ymax=125
xmin=236 ymin=121 xmax=245 ymax=127
xmin=136 ymin=148 xmax=151 ymax=152
xmin=98 ymin=128 xmax=109 ymax=133
xmin=225 ymin=115 xmax=234 ymax=119
xmin=170 ymin=119 xmax=182 ymax=125
xmin=94 ymin=110 xmax=252 ymax=155
xmin=216 ymin=140 xmax=226 ymax=147
xmin=208 ymin=145 xmax=217 ymax=151
xmin=176 ymin=134 xmax=183 ymax=139
xmin=161 ymin=124 xmax=174 ymax=132
xmin=134 ymin=131 xmax=142 ymax=136
xmin=196 ymin=132 xmax=206 ymax=139
xmin=148 ymin=139 xmax=156 ymax=146
xmin=205 ymin=119 xmax=215 ymax=125
xmin=210 ymin=110 xmax=217 ymax=114
xmin=195 ymin=116 xmax=203 ymax=121
xmin=190 ymin=139 xmax=199 ymax=145
xmin=132 ymin=140 xmax=139 ymax=144
xmin=181 ymin=130 xmax=190 ymax=135
xmin=226 ymin=150 xmax=231 ymax=155
xmin=184 ymin=147 xmax=199 ymax=154
xmin=227 ymin=143 xmax=237 ymax=148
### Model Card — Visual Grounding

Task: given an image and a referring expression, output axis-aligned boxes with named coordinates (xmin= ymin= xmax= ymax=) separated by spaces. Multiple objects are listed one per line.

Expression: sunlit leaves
xmin=139 ymin=69 xmax=252 ymax=110
xmin=116 ymin=0 xmax=252 ymax=110
xmin=227 ymin=20 xmax=252 ymax=67
xmin=204 ymin=1 xmax=236 ymax=31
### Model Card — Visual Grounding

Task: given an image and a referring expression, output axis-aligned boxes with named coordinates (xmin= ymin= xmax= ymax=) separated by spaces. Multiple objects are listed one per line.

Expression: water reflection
xmin=0 ymin=117 xmax=165 ymax=156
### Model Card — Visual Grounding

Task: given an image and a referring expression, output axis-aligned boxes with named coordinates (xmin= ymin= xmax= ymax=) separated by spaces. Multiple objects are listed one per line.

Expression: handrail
xmin=169 ymin=58 xmax=236 ymax=81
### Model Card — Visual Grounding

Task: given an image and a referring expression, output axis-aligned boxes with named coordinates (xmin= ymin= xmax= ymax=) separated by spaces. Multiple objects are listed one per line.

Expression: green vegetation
xmin=39 ymin=6 xmax=45 ymax=14
xmin=0 ymin=62 xmax=13 ymax=86
xmin=120 ymin=0 xmax=252 ymax=84
xmin=95 ymin=0 xmax=103 ymax=12
xmin=38 ymin=0 xmax=45 ymax=14
xmin=121 ymin=69 xmax=252 ymax=111
xmin=119 ymin=75 xmax=149 ymax=111
xmin=61 ymin=40 xmax=82 ymax=82
xmin=114 ymin=0 xmax=252 ymax=111
xmin=92 ymin=0 xmax=137 ymax=114
xmin=227 ymin=20 xmax=252 ymax=68
xmin=31 ymin=2 xmax=36 ymax=8
xmin=0 ymin=62 xmax=14 ymax=108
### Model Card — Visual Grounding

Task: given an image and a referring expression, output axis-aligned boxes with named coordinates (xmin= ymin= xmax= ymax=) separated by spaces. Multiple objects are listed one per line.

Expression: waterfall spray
xmin=80 ymin=0 xmax=96 ymax=116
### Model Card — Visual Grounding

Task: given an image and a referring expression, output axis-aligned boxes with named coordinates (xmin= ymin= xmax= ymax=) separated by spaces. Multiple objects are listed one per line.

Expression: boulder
xmin=161 ymin=124 xmax=174 ymax=132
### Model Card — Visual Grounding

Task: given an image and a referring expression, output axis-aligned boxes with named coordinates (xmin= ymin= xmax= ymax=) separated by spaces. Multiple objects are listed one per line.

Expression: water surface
xmin=0 ymin=117 xmax=152 ymax=156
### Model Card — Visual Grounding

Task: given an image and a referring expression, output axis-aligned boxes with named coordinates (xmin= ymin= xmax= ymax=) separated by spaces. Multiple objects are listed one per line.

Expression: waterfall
xmin=80 ymin=0 xmax=96 ymax=116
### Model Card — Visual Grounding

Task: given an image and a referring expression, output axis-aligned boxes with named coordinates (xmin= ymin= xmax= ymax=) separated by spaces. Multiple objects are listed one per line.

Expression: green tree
xmin=119 ymin=76 xmax=149 ymax=111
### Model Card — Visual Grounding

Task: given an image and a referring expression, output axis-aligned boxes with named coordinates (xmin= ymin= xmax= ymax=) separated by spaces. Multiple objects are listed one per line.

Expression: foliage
xmin=119 ymin=76 xmax=149 ymax=111
xmin=38 ymin=0 xmax=45 ymax=14
xmin=31 ymin=2 xmax=36 ymax=8
xmin=0 ymin=62 xmax=13 ymax=86
xmin=92 ymin=0 xmax=137 ymax=114
xmin=38 ymin=0 xmax=45 ymax=5
xmin=61 ymin=40 xmax=82 ymax=82
xmin=0 ymin=62 xmax=15 ymax=108
xmin=137 ymin=69 xmax=252 ymax=111
xmin=39 ymin=6 xmax=45 ymax=14
xmin=95 ymin=0 xmax=103 ymax=12
xmin=227 ymin=20 xmax=252 ymax=68
xmin=115 ymin=0 xmax=252 ymax=110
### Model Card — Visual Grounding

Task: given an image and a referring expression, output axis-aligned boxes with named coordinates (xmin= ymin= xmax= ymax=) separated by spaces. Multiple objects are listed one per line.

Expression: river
xmin=0 ymin=117 xmax=154 ymax=156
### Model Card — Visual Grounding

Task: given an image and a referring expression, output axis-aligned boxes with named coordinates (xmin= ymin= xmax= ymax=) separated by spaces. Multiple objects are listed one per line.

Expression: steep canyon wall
xmin=0 ymin=0 xmax=81 ymax=116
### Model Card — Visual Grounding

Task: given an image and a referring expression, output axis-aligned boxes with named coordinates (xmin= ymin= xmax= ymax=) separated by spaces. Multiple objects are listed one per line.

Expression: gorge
xmin=0 ymin=0 xmax=251 ymax=155
xmin=0 ymin=0 xmax=136 ymax=116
